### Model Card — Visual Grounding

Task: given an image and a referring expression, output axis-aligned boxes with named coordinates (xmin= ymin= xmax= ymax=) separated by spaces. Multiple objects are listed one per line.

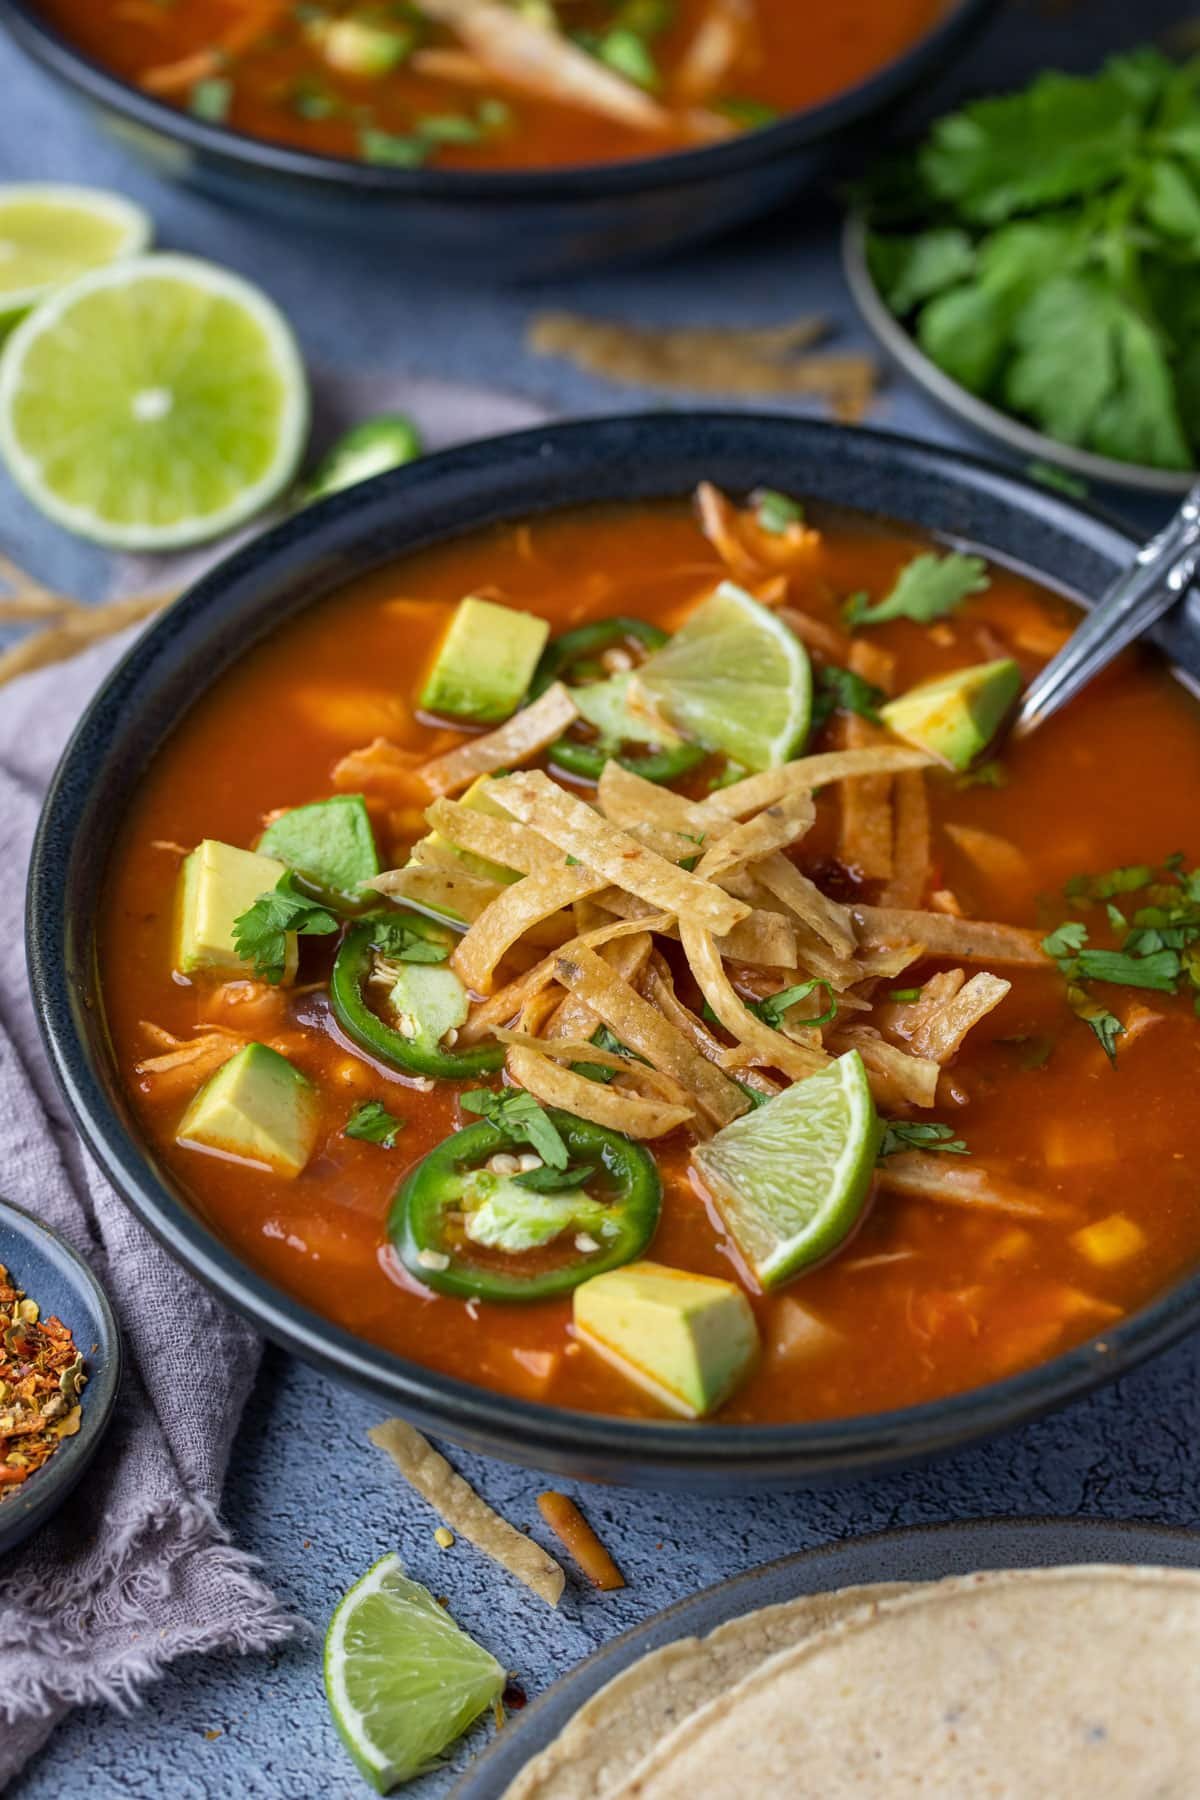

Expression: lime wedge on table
xmin=632 ymin=580 xmax=811 ymax=771
xmin=324 ymin=1553 xmax=505 ymax=1793
xmin=692 ymin=1050 xmax=879 ymax=1289
xmin=0 ymin=185 xmax=150 ymax=331
xmin=0 ymin=253 xmax=308 ymax=549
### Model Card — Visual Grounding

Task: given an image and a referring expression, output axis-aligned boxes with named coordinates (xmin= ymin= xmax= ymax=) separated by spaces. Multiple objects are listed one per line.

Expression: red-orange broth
xmin=99 ymin=497 xmax=1200 ymax=1423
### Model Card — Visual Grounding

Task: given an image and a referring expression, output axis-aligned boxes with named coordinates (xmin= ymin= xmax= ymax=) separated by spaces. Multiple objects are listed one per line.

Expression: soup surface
xmin=38 ymin=0 xmax=946 ymax=170
xmin=100 ymin=489 xmax=1200 ymax=1425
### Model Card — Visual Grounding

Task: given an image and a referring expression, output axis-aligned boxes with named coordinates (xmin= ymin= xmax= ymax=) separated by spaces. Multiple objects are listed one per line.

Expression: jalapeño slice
xmin=391 ymin=1112 xmax=661 ymax=1301
xmin=330 ymin=915 xmax=503 ymax=1080
xmin=530 ymin=617 xmax=705 ymax=785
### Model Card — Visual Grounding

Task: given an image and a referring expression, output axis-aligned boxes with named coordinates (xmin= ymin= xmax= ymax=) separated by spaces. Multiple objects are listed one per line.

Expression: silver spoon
xmin=1010 ymin=480 xmax=1200 ymax=741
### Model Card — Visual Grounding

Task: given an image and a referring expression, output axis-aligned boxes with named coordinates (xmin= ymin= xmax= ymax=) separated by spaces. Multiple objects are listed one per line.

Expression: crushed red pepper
xmin=0 ymin=1262 xmax=86 ymax=1497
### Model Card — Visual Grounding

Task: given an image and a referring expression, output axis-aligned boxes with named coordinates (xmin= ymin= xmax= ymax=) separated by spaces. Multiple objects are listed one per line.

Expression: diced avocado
xmin=176 ymin=1043 xmax=321 ymax=1177
xmin=571 ymin=673 xmax=683 ymax=748
xmin=573 ymin=1260 xmax=759 ymax=1419
xmin=458 ymin=1170 xmax=612 ymax=1253
xmin=386 ymin=962 xmax=469 ymax=1052
xmin=424 ymin=775 xmax=522 ymax=887
xmin=175 ymin=838 xmax=297 ymax=982
xmin=258 ymin=794 xmax=380 ymax=899
xmin=880 ymin=657 xmax=1021 ymax=771
xmin=419 ymin=597 xmax=549 ymax=725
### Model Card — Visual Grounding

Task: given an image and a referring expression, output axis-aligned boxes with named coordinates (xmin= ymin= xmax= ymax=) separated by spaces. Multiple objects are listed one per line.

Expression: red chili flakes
xmin=0 ymin=1262 xmax=87 ymax=1498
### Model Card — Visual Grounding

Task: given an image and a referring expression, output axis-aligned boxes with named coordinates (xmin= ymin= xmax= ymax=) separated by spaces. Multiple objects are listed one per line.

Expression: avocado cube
xmin=419 ymin=597 xmax=549 ymax=725
xmin=423 ymin=776 xmax=522 ymax=887
xmin=258 ymin=794 xmax=380 ymax=898
xmin=880 ymin=658 xmax=1022 ymax=772
xmin=175 ymin=838 xmax=297 ymax=982
xmin=387 ymin=962 xmax=469 ymax=1051
xmin=573 ymin=1260 xmax=759 ymax=1418
xmin=176 ymin=1043 xmax=321 ymax=1177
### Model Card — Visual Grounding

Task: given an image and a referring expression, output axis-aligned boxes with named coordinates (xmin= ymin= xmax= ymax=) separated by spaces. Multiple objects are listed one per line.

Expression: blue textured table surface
xmin=4 ymin=4 xmax=1196 ymax=1796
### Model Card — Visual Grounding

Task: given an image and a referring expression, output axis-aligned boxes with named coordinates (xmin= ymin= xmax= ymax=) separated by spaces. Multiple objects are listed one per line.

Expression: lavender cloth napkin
xmin=0 ymin=373 xmax=549 ymax=1786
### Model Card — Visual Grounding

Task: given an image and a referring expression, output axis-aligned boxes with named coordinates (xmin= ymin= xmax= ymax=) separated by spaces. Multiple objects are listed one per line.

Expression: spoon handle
xmin=1011 ymin=480 xmax=1200 ymax=742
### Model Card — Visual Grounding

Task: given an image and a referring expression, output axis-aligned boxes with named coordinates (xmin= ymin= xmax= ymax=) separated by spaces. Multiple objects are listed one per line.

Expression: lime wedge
xmin=324 ymin=1553 xmax=505 ymax=1793
xmin=0 ymin=185 xmax=150 ymax=330
xmin=0 ymin=253 xmax=308 ymax=549
xmin=692 ymin=1050 xmax=879 ymax=1288
xmin=632 ymin=580 xmax=811 ymax=771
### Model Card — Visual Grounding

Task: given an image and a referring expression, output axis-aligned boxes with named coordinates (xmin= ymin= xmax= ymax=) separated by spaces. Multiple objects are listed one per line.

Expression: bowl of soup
xmin=28 ymin=412 xmax=1200 ymax=1488
xmin=0 ymin=0 xmax=998 ymax=277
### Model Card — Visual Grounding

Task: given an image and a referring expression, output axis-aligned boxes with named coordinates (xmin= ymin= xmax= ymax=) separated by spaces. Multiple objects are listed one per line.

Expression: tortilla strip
xmin=494 ymin=1028 xmax=694 ymax=1108
xmin=643 ymin=955 xmax=730 ymax=1062
xmin=368 ymin=862 xmax=503 ymax=926
xmin=694 ymin=792 xmax=816 ymax=880
xmin=460 ymin=913 xmax=675 ymax=1042
xmin=907 ymin=972 xmax=1012 ymax=1064
xmin=777 ymin=605 xmax=851 ymax=663
xmin=853 ymin=906 xmax=1047 ymax=966
xmin=491 ymin=771 xmax=748 ymax=935
xmin=423 ymin=796 xmax=553 ymax=875
xmin=837 ymin=640 xmax=895 ymax=882
xmin=367 ymin=1418 xmax=565 ymax=1606
xmin=888 ymin=970 xmax=966 ymax=1039
xmin=880 ymin=770 xmax=931 ymax=909
xmin=878 ymin=1152 xmax=1077 ymax=1222
xmin=553 ymin=943 xmax=747 ymax=1126
xmin=506 ymin=1044 xmax=693 ymax=1139
xmin=698 ymin=747 xmax=933 ymax=822
xmin=854 ymin=942 xmax=928 ymax=981
xmin=419 ymin=683 xmax=578 ymax=798
xmin=593 ymin=885 xmax=797 ymax=969
xmin=944 ymin=822 xmax=1033 ymax=890
xmin=547 ymin=932 xmax=655 ymax=1043
xmin=693 ymin=481 xmax=823 ymax=578
xmin=597 ymin=760 xmax=716 ymax=839
xmin=675 ymin=0 xmax=755 ymax=99
xmin=679 ymin=920 xmax=829 ymax=1081
xmin=452 ymin=862 xmax=607 ymax=994
xmin=828 ymin=1025 xmax=939 ymax=1108
xmin=751 ymin=852 xmax=856 ymax=958
xmin=332 ymin=736 xmax=431 ymax=805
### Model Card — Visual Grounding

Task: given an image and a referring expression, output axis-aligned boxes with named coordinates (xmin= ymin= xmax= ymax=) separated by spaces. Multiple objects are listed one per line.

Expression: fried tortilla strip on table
xmin=552 ymin=942 xmax=748 ymax=1126
xmin=878 ymin=1152 xmax=1078 ymax=1222
xmin=853 ymin=906 xmax=1047 ymax=966
xmin=368 ymin=1417 xmax=565 ymax=1606
xmin=418 ymin=683 xmax=578 ymax=798
xmin=491 ymin=771 xmax=748 ymax=935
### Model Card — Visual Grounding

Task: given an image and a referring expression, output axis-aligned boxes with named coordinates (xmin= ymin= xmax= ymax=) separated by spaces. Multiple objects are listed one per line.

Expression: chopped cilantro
xmin=572 ymin=1025 xmax=647 ymax=1085
xmin=459 ymin=1088 xmax=569 ymax=1168
xmin=754 ymin=489 xmax=805 ymax=535
xmin=358 ymin=127 xmax=430 ymax=167
xmin=716 ymin=96 xmax=780 ymax=129
xmin=371 ymin=917 xmax=450 ymax=963
xmin=344 ymin=1100 xmax=405 ymax=1148
xmin=810 ymin=664 xmax=886 ymax=733
xmin=844 ymin=552 xmax=990 ymax=628
xmin=232 ymin=874 xmax=339 ymax=984
xmin=189 ymin=77 xmax=232 ymax=123
xmin=734 ymin=1080 xmax=773 ymax=1109
xmin=514 ymin=1162 xmax=598 ymax=1193
xmin=750 ymin=979 xmax=837 ymax=1030
xmin=879 ymin=1120 xmax=969 ymax=1158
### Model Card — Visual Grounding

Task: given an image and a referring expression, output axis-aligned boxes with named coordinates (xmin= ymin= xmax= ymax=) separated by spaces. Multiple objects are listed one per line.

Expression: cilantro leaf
xmin=754 ymin=489 xmax=805 ymax=535
xmin=750 ymin=979 xmax=837 ymax=1030
xmin=879 ymin=1120 xmax=969 ymax=1158
xmin=572 ymin=1025 xmax=649 ymax=1086
xmin=1064 ymin=864 xmax=1156 ymax=903
xmin=810 ymin=664 xmax=885 ymax=734
xmin=867 ymin=226 xmax=975 ymax=315
xmin=371 ymin=916 xmax=450 ymax=963
xmin=734 ymin=1080 xmax=772 ymax=1110
xmin=459 ymin=1089 xmax=569 ymax=1169
xmin=844 ymin=552 xmax=989 ymax=628
xmin=1074 ymin=947 xmax=1181 ymax=991
xmin=514 ymin=1162 xmax=598 ymax=1193
xmin=344 ymin=1100 xmax=405 ymax=1148
xmin=232 ymin=874 xmax=339 ymax=984
xmin=1041 ymin=920 xmax=1088 ymax=960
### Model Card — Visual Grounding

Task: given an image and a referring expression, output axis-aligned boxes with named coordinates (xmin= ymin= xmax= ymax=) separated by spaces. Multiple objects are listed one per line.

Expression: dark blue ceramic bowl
xmin=0 ymin=0 xmax=997 ymax=278
xmin=26 ymin=413 xmax=1200 ymax=1489
xmin=0 ymin=1197 xmax=120 ymax=1557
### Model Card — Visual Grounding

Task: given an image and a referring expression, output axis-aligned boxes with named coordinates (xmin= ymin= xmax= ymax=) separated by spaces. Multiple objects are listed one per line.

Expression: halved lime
xmin=0 ymin=253 xmax=309 ymax=549
xmin=0 ymin=185 xmax=151 ymax=330
xmin=692 ymin=1050 xmax=879 ymax=1288
xmin=324 ymin=1552 xmax=505 ymax=1794
xmin=632 ymin=580 xmax=811 ymax=771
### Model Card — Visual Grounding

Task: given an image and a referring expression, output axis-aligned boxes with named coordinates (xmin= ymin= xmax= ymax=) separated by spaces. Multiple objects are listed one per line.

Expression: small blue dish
xmin=0 ymin=1197 xmax=120 ymax=1559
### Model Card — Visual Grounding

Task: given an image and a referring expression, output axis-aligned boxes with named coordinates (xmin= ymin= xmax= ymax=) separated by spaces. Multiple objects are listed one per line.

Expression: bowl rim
xmin=26 ymin=410 xmax=1200 ymax=1484
xmin=0 ymin=0 xmax=995 ymax=199
xmin=0 ymin=1193 xmax=122 ymax=1545
xmin=841 ymin=210 xmax=1198 ymax=497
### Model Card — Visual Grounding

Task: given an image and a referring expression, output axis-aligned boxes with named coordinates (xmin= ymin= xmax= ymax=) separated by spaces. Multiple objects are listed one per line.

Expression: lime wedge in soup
xmin=324 ymin=1553 xmax=505 ymax=1793
xmin=0 ymin=252 xmax=308 ymax=549
xmin=692 ymin=1049 xmax=880 ymax=1288
xmin=631 ymin=580 xmax=812 ymax=771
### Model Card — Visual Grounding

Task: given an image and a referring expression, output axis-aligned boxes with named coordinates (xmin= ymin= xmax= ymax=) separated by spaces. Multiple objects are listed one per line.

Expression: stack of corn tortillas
xmin=501 ymin=1567 xmax=1200 ymax=1799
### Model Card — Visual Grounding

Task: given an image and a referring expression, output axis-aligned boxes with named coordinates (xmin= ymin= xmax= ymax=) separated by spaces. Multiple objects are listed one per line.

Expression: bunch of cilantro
xmin=864 ymin=49 xmax=1200 ymax=471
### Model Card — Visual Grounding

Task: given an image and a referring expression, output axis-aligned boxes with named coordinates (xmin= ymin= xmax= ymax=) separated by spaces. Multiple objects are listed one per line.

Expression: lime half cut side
xmin=0 ymin=185 xmax=151 ymax=329
xmin=632 ymin=579 xmax=812 ymax=771
xmin=0 ymin=253 xmax=309 ymax=549
xmin=324 ymin=1552 xmax=505 ymax=1794
xmin=692 ymin=1049 xmax=879 ymax=1289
